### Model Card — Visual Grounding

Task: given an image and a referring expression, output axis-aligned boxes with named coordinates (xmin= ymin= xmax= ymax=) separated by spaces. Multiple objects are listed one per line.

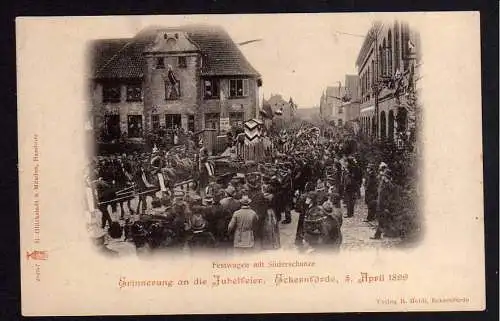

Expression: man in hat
xmin=294 ymin=190 xmax=311 ymax=247
xmin=371 ymin=169 xmax=397 ymax=239
xmin=315 ymin=179 xmax=329 ymax=206
xmin=320 ymin=201 xmax=343 ymax=250
xmin=245 ymin=173 xmax=267 ymax=244
xmin=169 ymin=189 xmax=190 ymax=236
xmin=94 ymin=177 xmax=114 ymax=229
xmin=364 ymin=163 xmax=378 ymax=222
xmin=186 ymin=203 xmax=216 ymax=252
xmin=220 ymin=185 xmax=241 ymax=215
xmin=302 ymin=193 xmax=327 ymax=252
xmin=198 ymin=146 xmax=215 ymax=199
xmin=228 ymin=195 xmax=259 ymax=253
xmin=343 ymin=164 xmax=358 ymax=218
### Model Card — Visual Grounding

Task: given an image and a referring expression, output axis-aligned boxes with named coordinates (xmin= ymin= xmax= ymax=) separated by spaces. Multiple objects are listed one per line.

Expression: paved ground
xmin=338 ymin=199 xmax=402 ymax=250
xmin=276 ymin=203 xmax=401 ymax=252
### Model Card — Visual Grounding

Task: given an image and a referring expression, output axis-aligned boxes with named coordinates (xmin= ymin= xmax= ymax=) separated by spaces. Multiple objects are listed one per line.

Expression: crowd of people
xmin=85 ymin=124 xmax=403 ymax=257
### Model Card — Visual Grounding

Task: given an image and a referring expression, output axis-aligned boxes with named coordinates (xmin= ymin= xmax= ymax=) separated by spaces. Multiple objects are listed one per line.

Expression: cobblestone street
xmin=277 ymin=189 xmax=401 ymax=252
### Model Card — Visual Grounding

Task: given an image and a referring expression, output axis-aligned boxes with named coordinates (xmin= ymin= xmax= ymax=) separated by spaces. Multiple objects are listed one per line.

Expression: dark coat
xmin=364 ymin=171 xmax=378 ymax=205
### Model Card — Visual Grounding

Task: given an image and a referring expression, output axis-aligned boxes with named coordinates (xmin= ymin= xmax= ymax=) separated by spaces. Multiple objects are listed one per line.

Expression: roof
xmin=89 ymin=25 xmax=260 ymax=79
xmin=355 ymin=22 xmax=382 ymax=68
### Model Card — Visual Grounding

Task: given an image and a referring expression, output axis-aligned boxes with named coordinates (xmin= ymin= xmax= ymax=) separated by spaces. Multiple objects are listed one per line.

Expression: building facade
xmin=319 ymin=86 xmax=342 ymax=124
xmin=88 ymin=25 xmax=261 ymax=141
xmin=264 ymin=94 xmax=295 ymax=124
xmin=320 ymin=74 xmax=360 ymax=127
xmin=339 ymin=74 xmax=360 ymax=126
xmin=356 ymin=21 xmax=421 ymax=141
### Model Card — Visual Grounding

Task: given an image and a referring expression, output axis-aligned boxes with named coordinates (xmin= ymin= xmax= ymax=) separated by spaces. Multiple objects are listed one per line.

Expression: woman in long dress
xmin=261 ymin=184 xmax=280 ymax=250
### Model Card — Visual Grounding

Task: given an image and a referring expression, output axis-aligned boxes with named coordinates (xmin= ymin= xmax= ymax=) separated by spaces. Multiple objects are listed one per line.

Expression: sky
xmin=86 ymin=13 xmax=378 ymax=108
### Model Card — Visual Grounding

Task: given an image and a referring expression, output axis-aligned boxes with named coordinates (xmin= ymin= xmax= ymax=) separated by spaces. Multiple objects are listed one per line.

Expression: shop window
xmin=165 ymin=114 xmax=181 ymax=129
xmin=127 ymin=115 xmax=143 ymax=138
xmin=229 ymin=112 xmax=244 ymax=127
xmin=102 ymin=83 xmax=121 ymax=103
xmin=205 ymin=113 xmax=220 ymax=132
xmin=151 ymin=114 xmax=160 ymax=130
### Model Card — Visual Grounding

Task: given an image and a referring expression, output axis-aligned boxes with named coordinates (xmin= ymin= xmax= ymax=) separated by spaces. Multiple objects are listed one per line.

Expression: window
xmin=387 ymin=30 xmax=393 ymax=76
xmin=367 ymin=66 xmax=371 ymax=92
xmin=151 ymin=114 xmax=160 ymax=130
xmin=165 ymin=80 xmax=181 ymax=100
xmin=371 ymin=60 xmax=375 ymax=84
xmin=127 ymin=115 xmax=143 ymax=138
xmin=205 ymin=113 xmax=220 ymax=132
xmin=229 ymin=112 xmax=244 ymax=127
xmin=394 ymin=22 xmax=400 ymax=71
xmin=104 ymin=115 xmax=120 ymax=140
xmin=178 ymin=56 xmax=187 ymax=68
xmin=126 ymin=81 xmax=142 ymax=102
xmin=204 ymin=78 xmax=220 ymax=99
xmin=102 ymin=83 xmax=121 ymax=103
xmin=378 ymin=45 xmax=384 ymax=77
xmin=156 ymin=57 xmax=165 ymax=69
xmin=229 ymin=79 xmax=249 ymax=98
xmin=165 ymin=114 xmax=181 ymax=129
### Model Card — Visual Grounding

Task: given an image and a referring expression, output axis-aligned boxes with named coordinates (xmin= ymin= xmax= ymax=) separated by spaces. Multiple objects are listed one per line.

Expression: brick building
xmin=356 ymin=21 xmax=421 ymax=141
xmin=88 ymin=25 xmax=262 ymax=141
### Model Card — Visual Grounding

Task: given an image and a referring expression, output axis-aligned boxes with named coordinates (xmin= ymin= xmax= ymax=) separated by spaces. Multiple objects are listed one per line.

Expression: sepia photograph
xmin=84 ymin=19 xmax=422 ymax=258
xmin=17 ymin=13 xmax=484 ymax=315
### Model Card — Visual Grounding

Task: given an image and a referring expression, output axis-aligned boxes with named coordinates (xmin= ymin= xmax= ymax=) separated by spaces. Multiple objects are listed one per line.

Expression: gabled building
xmin=88 ymin=25 xmax=262 ymax=141
xmin=319 ymin=86 xmax=342 ymax=122
xmin=264 ymin=94 xmax=294 ymax=121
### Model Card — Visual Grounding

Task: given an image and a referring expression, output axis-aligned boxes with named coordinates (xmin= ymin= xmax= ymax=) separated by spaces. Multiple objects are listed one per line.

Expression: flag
xmin=167 ymin=67 xmax=180 ymax=97
xmin=408 ymin=40 xmax=415 ymax=52
xmin=167 ymin=69 xmax=178 ymax=85
xmin=394 ymin=69 xmax=403 ymax=94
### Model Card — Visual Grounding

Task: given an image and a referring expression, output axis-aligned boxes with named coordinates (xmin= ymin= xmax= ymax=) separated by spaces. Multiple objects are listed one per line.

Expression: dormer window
xmin=156 ymin=57 xmax=165 ymax=69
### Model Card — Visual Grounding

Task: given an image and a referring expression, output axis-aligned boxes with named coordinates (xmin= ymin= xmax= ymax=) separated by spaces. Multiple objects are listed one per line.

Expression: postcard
xmin=17 ymin=12 xmax=484 ymax=316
